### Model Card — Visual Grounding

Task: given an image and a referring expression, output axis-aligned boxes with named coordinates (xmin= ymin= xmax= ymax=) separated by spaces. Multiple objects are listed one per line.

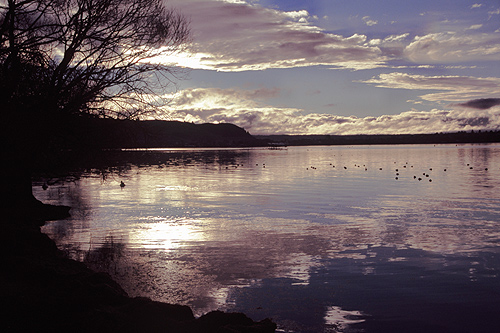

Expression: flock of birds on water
xmin=112 ymin=161 xmax=490 ymax=188
xmin=307 ymin=161 xmax=490 ymax=183
xmin=38 ymin=157 xmax=491 ymax=189
xmin=249 ymin=160 xmax=490 ymax=184
xmin=306 ymin=162 xmax=441 ymax=181
xmin=107 ymin=161 xmax=491 ymax=188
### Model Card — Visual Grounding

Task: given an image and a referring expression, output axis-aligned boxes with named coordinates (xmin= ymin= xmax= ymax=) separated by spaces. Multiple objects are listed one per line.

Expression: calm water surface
xmin=36 ymin=144 xmax=500 ymax=332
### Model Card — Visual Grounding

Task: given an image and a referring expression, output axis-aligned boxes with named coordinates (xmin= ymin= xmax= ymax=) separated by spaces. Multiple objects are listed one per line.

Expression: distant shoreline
xmin=255 ymin=131 xmax=500 ymax=147
xmin=45 ymin=118 xmax=500 ymax=149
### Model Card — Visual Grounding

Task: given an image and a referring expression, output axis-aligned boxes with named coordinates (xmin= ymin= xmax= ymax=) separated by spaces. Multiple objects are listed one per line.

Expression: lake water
xmin=35 ymin=144 xmax=500 ymax=332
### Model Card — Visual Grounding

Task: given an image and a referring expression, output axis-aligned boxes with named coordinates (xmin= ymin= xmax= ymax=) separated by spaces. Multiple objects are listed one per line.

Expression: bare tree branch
xmin=0 ymin=0 xmax=190 ymax=119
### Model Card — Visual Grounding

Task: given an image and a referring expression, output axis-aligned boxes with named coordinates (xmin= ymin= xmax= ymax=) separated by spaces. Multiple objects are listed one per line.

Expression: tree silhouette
xmin=0 ymin=0 xmax=190 ymax=219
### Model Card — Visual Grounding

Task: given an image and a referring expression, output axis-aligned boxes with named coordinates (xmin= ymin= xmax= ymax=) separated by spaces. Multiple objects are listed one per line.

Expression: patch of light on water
xmin=155 ymin=185 xmax=194 ymax=191
xmin=362 ymin=266 xmax=376 ymax=275
xmin=210 ymin=288 xmax=232 ymax=309
xmin=129 ymin=217 xmax=206 ymax=250
xmin=280 ymin=253 xmax=320 ymax=286
xmin=324 ymin=306 xmax=365 ymax=331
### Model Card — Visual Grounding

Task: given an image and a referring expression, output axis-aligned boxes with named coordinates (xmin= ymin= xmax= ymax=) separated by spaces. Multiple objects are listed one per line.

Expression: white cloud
xmin=488 ymin=8 xmax=500 ymax=20
xmin=383 ymin=33 xmax=410 ymax=43
xmin=162 ymin=0 xmax=388 ymax=71
xmin=217 ymin=0 xmax=247 ymax=3
xmin=404 ymin=32 xmax=500 ymax=63
xmin=471 ymin=3 xmax=483 ymax=9
xmin=466 ymin=24 xmax=483 ymax=30
xmin=153 ymin=1 xmax=499 ymax=71
xmin=158 ymin=87 xmax=500 ymax=135
xmin=362 ymin=16 xmax=378 ymax=26
xmin=361 ymin=73 xmax=500 ymax=102
xmin=283 ymin=10 xmax=310 ymax=20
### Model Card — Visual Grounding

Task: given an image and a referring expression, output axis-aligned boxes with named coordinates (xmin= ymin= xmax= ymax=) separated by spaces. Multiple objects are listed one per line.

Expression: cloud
xmin=488 ymin=8 xmax=500 ymax=16
xmin=454 ymin=98 xmax=500 ymax=110
xmin=471 ymin=4 xmax=483 ymax=9
xmin=159 ymin=87 xmax=500 ymax=135
xmin=164 ymin=86 xmax=279 ymax=109
xmin=383 ymin=33 xmax=410 ymax=43
xmin=283 ymin=10 xmax=310 ymax=21
xmin=362 ymin=16 xmax=378 ymax=26
xmin=404 ymin=32 xmax=500 ymax=63
xmin=155 ymin=1 xmax=499 ymax=71
xmin=362 ymin=73 xmax=500 ymax=102
xmin=466 ymin=24 xmax=483 ymax=30
xmin=160 ymin=0 xmax=388 ymax=71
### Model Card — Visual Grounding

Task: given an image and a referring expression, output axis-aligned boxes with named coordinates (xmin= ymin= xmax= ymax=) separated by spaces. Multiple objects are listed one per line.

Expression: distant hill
xmin=63 ymin=118 xmax=500 ymax=150
xmin=68 ymin=118 xmax=264 ymax=149
xmin=256 ymin=131 xmax=500 ymax=146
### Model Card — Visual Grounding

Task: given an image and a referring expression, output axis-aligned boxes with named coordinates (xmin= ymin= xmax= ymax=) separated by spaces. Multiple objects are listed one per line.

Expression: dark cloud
xmin=456 ymin=98 xmax=500 ymax=110
xmin=458 ymin=117 xmax=490 ymax=127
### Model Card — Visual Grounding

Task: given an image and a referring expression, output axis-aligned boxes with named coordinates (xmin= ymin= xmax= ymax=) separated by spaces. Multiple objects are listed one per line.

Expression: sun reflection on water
xmin=129 ymin=217 xmax=206 ymax=250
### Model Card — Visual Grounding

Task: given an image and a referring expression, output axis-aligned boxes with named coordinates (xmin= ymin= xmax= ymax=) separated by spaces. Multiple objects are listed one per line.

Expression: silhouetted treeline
xmin=256 ymin=130 xmax=500 ymax=146
xmin=65 ymin=118 xmax=263 ymax=149
xmin=47 ymin=118 xmax=500 ymax=151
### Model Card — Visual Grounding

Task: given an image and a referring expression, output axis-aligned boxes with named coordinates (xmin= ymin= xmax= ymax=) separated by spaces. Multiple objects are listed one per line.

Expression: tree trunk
xmin=1 ymin=156 xmax=70 ymax=223
xmin=2 ymin=109 xmax=70 ymax=223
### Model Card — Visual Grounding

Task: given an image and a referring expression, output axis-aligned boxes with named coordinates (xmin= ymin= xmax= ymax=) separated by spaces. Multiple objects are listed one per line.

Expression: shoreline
xmin=0 ymin=216 xmax=276 ymax=332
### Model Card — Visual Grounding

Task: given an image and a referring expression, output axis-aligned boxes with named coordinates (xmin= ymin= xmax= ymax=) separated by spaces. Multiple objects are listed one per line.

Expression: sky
xmin=155 ymin=0 xmax=500 ymax=135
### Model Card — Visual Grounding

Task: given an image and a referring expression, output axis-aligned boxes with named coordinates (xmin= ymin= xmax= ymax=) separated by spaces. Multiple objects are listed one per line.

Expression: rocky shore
xmin=0 ymin=212 xmax=276 ymax=332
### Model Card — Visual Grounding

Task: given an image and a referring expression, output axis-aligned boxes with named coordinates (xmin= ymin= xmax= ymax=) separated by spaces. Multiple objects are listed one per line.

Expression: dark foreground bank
xmin=0 ymin=214 xmax=276 ymax=332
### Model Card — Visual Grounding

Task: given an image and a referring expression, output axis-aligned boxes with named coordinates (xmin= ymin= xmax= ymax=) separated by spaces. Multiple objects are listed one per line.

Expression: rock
xmin=196 ymin=310 xmax=277 ymax=333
